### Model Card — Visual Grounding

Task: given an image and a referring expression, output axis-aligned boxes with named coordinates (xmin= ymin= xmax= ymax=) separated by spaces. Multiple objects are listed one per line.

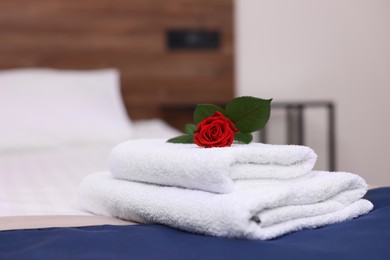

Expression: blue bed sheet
xmin=1 ymin=187 xmax=389 ymax=260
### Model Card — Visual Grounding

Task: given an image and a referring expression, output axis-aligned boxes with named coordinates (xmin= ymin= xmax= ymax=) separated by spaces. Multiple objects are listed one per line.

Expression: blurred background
xmin=1 ymin=0 xmax=389 ymax=186
xmin=236 ymin=0 xmax=390 ymax=186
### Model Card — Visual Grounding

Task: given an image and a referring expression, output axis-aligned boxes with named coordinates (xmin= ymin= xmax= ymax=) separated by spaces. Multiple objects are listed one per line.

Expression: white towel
xmin=108 ymin=139 xmax=317 ymax=193
xmin=78 ymin=171 xmax=373 ymax=240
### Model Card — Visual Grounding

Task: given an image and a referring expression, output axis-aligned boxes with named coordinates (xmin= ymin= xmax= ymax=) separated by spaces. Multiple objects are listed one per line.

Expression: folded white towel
xmin=78 ymin=171 xmax=373 ymax=240
xmin=108 ymin=139 xmax=317 ymax=193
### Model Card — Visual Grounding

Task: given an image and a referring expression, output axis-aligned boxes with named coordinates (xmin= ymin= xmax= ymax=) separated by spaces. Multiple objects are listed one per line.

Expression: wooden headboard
xmin=0 ymin=0 xmax=234 ymax=129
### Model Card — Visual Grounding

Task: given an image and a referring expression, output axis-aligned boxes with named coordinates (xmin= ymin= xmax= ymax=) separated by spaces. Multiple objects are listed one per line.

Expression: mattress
xmin=0 ymin=144 xmax=113 ymax=216
xmin=0 ymin=119 xmax=180 ymax=218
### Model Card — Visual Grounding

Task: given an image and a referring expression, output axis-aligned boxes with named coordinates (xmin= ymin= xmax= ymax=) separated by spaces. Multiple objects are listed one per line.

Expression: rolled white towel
xmin=108 ymin=139 xmax=317 ymax=193
xmin=78 ymin=171 xmax=373 ymax=240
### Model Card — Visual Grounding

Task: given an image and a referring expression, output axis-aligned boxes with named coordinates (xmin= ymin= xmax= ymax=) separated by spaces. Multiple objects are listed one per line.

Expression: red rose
xmin=194 ymin=111 xmax=238 ymax=148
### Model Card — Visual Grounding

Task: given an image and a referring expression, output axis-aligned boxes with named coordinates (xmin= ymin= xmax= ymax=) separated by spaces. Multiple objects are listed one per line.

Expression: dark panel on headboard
xmin=0 ymin=0 xmax=234 ymax=129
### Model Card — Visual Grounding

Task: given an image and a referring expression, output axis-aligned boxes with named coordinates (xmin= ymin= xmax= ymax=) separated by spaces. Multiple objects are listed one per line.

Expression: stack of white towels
xmin=78 ymin=139 xmax=373 ymax=240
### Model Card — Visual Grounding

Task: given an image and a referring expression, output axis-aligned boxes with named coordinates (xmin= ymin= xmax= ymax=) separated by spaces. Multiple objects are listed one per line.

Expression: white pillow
xmin=0 ymin=68 xmax=133 ymax=152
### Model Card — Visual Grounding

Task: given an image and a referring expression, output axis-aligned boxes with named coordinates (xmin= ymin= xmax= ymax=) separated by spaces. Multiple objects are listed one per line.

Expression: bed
xmin=0 ymin=68 xmax=180 ymax=219
xmin=0 ymin=68 xmax=389 ymax=260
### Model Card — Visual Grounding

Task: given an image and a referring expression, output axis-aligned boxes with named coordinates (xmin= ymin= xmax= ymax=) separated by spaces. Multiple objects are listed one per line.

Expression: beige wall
xmin=235 ymin=0 xmax=390 ymax=186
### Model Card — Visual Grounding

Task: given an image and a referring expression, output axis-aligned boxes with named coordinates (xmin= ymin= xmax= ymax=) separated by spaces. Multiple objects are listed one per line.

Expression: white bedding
xmin=0 ymin=145 xmax=109 ymax=216
xmin=0 ymin=120 xmax=180 ymax=217
xmin=0 ymin=68 xmax=181 ymax=219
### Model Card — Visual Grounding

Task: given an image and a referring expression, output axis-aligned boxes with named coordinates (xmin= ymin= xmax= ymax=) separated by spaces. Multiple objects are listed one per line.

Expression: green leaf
xmin=225 ymin=96 xmax=272 ymax=133
xmin=184 ymin=124 xmax=197 ymax=135
xmin=234 ymin=132 xmax=253 ymax=144
xmin=167 ymin=134 xmax=194 ymax=144
xmin=194 ymin=104 xmax=225 ymax=124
